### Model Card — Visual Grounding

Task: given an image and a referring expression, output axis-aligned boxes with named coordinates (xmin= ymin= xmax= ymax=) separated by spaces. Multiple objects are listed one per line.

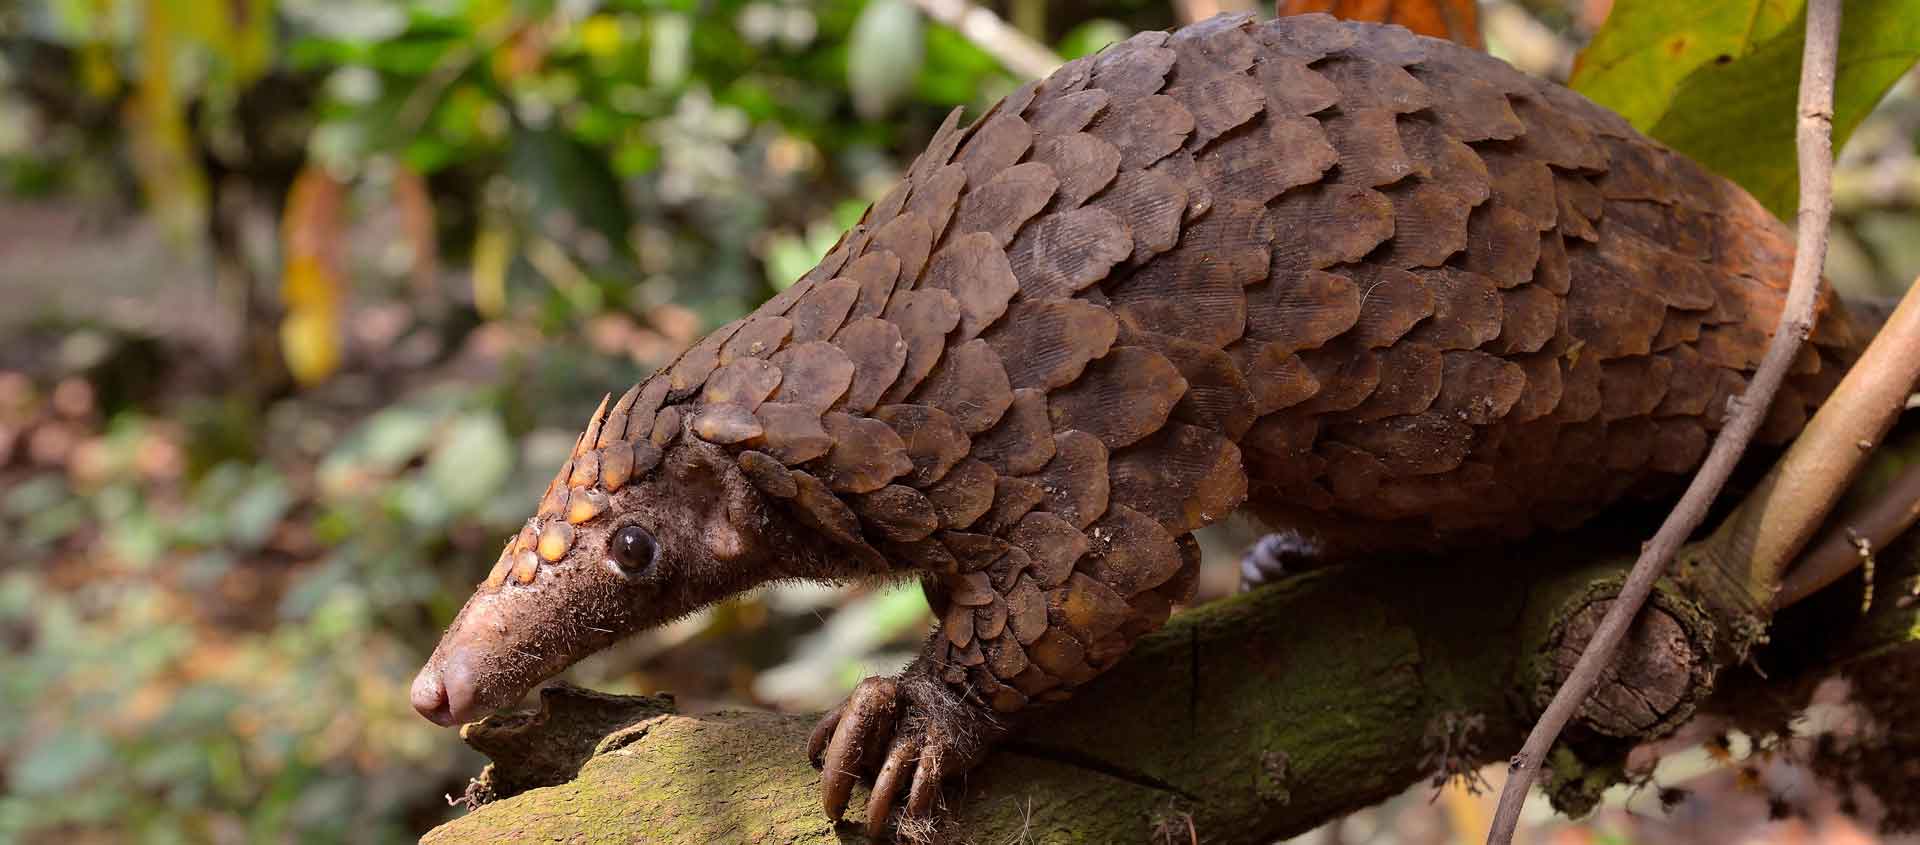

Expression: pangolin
xmin=411 ymin=12 xmax=1879 ymax=836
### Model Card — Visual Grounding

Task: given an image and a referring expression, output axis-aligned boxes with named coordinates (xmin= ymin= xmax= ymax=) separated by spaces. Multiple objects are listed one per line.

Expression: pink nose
xmin=410 ymin=656 xmax=478 ymax=727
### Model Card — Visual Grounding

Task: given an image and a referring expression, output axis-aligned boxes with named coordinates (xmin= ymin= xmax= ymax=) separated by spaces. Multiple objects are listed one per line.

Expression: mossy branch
xmin=418 ymin=434 xmax=1920 ymax=845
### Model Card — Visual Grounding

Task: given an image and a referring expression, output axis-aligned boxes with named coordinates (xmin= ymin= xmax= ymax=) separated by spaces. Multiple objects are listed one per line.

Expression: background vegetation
xmin=1 ymin=1 xmax=1917 ymax=842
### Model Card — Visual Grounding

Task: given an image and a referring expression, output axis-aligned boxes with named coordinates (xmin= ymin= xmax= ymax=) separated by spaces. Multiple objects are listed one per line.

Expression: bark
xmin=419 ymin=442 xmax=1920 ymax=845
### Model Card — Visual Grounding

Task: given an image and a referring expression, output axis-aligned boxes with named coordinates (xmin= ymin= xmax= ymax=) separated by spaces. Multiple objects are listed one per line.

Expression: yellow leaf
xmin=280 ymin=308 xmax=342 ymax=387
xmin=280 ymin=166 xmax=348 ymax=384
xmin=129 ymin=0 xmax=208 ymax=246
xmin=472 ymin=222 xmax=512 ymax=319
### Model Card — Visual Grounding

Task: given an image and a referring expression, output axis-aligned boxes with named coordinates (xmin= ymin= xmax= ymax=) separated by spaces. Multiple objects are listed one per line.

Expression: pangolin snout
xmin=410 ymin=651 xmax=480 ymax=727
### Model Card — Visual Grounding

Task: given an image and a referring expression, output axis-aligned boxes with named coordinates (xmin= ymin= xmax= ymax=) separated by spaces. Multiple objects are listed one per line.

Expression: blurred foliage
xmin=0 ymin=1 xmax=1178 ymax=842
xmin=3 ymin=1 xmax=1920 ymax=843
xmin=1571 ymin=0 xmax=1920 ymax=218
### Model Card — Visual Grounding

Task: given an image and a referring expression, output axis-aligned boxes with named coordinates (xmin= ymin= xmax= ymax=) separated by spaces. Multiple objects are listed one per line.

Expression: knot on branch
xmin=459 ymin=682 xmax=677 ymax=804
xmin=1537 ymin=596 xmax=1714 ymax=741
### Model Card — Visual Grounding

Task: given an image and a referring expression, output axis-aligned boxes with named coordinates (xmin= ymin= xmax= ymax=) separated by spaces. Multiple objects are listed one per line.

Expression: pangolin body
xmin=423 ymin=12 xmax=1875 ymax=826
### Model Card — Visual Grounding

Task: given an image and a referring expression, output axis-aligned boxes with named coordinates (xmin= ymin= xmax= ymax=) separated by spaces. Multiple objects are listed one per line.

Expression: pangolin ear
xmin=678 ymin=445 xmax=756 ymax=563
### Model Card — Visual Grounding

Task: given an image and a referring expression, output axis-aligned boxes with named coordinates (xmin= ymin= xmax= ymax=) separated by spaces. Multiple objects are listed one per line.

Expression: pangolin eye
xmin=609 ymin=525 xmax=657 ymax=574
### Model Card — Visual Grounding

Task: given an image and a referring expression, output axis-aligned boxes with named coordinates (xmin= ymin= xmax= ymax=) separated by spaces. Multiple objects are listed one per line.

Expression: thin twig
xmin=907 ymin=0 xmax=1063 ymax=80
xmin=1484 ymin=1 xmax=1845 ymax=842
xmin=1777 ymin=456 xmax=1920 ymax=608
xmin=1754 ymin=278 xmax=1920 ymax=609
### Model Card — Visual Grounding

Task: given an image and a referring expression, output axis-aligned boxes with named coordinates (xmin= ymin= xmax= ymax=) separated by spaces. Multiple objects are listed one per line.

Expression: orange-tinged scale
xmin=566 ymin=487 xmax=609 ymax=524
xmin=1028 ymin=628 xmax=1098 ymax=684
xmin=1084 ymin=503 xmax=1182 ymax=597
xmin=598 ymin=384 xmax=642 ymax=448
xmin=516 ymin=519 xmax=541 ymax=556
xmin=692 ymin=403 xmax=764 ymax=445
xmin=510 ymin=549 xmax=542 ymax=585
xmin=568 ymin=450 xmax=601 ymax=488
xmin=650 ymin=406 xmax=683 ymax=449
xmin=537 ymin=520 xmax=575 ymax=562
xmin=484 ymin=544 xmax=513 ymax=589
xmin=1052 ymin=572 xmax=1135 ymax=640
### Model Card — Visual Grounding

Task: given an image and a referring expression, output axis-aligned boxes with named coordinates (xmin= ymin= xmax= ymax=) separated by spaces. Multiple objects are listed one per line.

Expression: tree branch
xmin=907 ymin=0 xmax=1062 ymax=81
xmin=419 ymin=480 xmax=1920 ymax=844
xmin=1753 ymin=277 xmax=1920 ymax=609
xmin=1485 ymin=2 xmax=1845 ymax=840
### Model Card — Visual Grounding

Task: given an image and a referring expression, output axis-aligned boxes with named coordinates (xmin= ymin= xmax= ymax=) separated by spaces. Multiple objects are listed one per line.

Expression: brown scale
xmin=445 ymin=15 xmax=1885 ymax=832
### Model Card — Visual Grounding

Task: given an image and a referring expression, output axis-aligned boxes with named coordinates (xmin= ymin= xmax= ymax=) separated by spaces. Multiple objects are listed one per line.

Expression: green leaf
xmin=426 ymin=412 xmax=513 ymax=511
xmin=1574 ymin=0 xmax=1920 ymax=218
xmin=847 ymin=0 xmax=924 ymax=119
